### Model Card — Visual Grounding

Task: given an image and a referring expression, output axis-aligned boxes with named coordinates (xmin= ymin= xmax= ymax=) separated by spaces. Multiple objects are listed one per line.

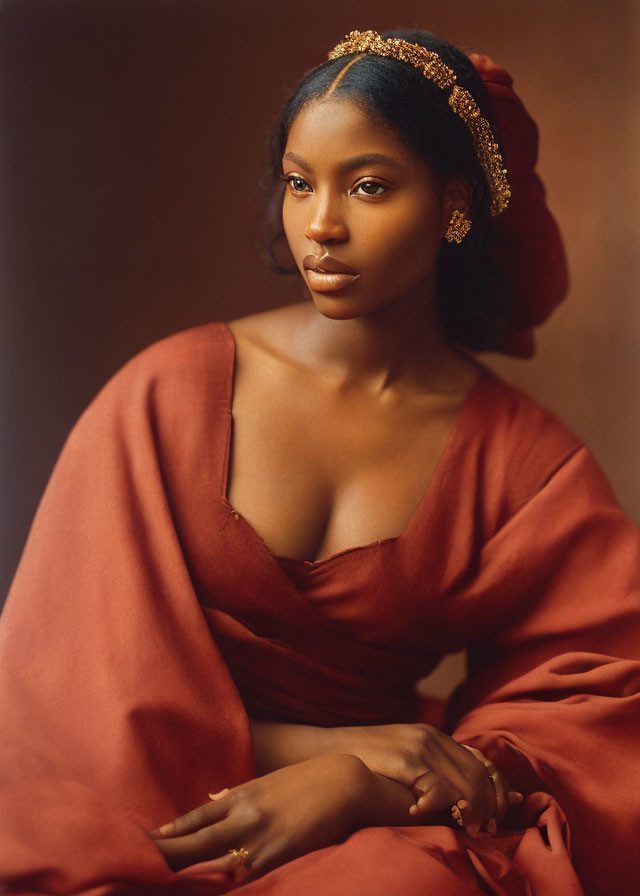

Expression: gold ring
xmin=450 ymin=803 xmax=465 ymax=829
xmin=228 ymin=847 xmax=251 ymax=864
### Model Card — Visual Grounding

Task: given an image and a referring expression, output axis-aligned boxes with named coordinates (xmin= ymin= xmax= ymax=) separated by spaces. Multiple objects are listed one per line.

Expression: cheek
xmin=368 ymin=205 xmax=442 ymax=282
xmin=282 ymin=197 xmax=303 ymax=249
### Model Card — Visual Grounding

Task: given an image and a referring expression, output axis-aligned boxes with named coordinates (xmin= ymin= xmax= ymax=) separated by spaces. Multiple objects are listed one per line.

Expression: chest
xmin=225 ymin=355 xmax=469 ymax=564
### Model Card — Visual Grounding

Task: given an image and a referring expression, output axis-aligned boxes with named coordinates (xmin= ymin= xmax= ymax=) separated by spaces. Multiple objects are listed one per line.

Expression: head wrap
xmin=469 ymin=53 xmax=569 ymax=357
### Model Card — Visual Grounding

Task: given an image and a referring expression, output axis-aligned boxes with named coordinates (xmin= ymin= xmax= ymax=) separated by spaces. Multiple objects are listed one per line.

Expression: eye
xmin=352 ymin=180 xmax=388 ymax=196
xmin=281 ymin=174 xmax=312 ymax=194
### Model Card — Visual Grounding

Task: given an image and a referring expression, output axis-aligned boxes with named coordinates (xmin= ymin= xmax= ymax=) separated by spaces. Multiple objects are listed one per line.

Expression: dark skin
xmin=150 ymin=97 xmax=522 ymax=879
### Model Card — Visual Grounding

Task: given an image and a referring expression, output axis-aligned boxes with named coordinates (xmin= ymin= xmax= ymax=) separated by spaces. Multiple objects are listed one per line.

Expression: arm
xmin=443 ymin=446 xmax=640 ymax=894
xmin=250 ymin=718 xmax=335 ymax=776
xmin=150 ymin=752 xmax=433 ymax=879
xmin=251 ymin=717 xmax=518 ymax=833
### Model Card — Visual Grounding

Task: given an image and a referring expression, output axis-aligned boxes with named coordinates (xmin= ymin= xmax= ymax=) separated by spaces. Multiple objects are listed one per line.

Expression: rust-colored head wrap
xmin=469 ymin=53 xmax=569 ymax=357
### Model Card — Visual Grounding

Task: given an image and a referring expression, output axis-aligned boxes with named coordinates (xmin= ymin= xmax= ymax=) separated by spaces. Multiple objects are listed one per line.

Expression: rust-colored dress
xmin=2 ymin=322 xmax=639 ymax=895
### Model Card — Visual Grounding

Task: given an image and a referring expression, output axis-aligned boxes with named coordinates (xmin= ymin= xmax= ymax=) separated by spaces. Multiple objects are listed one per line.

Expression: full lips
xmin=305 ymin=270 xmax=360 ymax=292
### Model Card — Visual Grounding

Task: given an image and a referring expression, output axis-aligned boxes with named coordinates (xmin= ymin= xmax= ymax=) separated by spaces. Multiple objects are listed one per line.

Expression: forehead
xmin=284 ymin=96 xmax=417 ymax=167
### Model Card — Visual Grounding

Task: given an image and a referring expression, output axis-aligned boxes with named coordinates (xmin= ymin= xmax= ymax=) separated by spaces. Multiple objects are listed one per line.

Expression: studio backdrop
xmin=1 ymin=0 xmax=639 ymax=604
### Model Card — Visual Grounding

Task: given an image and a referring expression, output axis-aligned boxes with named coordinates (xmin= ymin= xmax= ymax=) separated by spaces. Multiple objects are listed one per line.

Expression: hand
xmin=148 ymin=753 xmax=370 ymax=880
xmin=409 ymin=734 xmax=522 ymax=835
xmin=331 ymin=723 xmax=521 ymax=835
xmin=456 ymin=744 xmax=523 ymax=831
xmin=332 ymin=723 xmax=451 ymax=787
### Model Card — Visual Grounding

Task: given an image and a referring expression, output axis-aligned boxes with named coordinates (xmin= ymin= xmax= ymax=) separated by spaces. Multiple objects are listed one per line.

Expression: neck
xmin=296 ymin=293 xmax=465 ymax=395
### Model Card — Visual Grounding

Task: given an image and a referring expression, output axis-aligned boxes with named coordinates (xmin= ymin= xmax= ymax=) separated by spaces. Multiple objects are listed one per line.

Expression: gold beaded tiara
xmin=327 ymin=30 xmax=511 ymax=215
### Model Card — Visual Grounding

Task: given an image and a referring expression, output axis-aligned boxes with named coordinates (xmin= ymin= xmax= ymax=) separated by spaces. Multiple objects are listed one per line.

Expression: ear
xmin=440 ymin=176 xmax=473 ymax=235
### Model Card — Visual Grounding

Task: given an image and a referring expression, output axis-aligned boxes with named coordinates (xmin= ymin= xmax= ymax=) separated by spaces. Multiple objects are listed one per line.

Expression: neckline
xmin=219 ymin=320 xmax=492 ymax=570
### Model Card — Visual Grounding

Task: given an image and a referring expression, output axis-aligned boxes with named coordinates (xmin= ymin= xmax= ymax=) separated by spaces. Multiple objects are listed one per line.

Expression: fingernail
xmin=208 ymin=788 xmax=230 ymax=800
xmin=409 ymin=804 xmax=417 ymax=815
xmin=157 ymin=822 xmax=174 ymax=836
xmin=508 ymin=791 xmax=524 ymax=805
xmin=487 ymin=818 xmax=498 ymax=834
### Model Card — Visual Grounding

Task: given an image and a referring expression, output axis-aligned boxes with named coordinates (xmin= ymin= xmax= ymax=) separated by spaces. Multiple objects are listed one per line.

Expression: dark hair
xmin=262 ymin=29 xmax=514 ymax=352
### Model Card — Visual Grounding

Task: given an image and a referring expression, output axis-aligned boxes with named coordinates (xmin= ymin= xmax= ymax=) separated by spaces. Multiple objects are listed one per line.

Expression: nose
xmin=304 ymin=193 xmax=348 ymax=245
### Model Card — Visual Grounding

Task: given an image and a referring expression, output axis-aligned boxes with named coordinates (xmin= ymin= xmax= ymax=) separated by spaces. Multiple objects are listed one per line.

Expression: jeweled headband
xmin=327 ymin=30 xmax=511 ymax=216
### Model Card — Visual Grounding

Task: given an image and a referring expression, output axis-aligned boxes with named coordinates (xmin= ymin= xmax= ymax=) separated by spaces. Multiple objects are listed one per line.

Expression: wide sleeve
xmin=448 ymin=444 xmax=640 ymax=895
xmin=0 ymin=326 xmax=254 ymax=895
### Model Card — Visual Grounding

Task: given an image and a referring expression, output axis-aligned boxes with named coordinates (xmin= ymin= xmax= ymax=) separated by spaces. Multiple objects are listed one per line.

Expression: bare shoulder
xmin=226 ymin=302 xmax=309 ymax=367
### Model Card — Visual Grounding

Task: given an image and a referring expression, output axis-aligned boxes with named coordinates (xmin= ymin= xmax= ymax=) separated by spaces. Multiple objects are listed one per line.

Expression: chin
xmin=314 ymin=303 xmax=362 ymax=321
xmin=311 ymin=293 xmax=370 ymax=320
xmin=309 ymin=291 xmax=393 ymax=322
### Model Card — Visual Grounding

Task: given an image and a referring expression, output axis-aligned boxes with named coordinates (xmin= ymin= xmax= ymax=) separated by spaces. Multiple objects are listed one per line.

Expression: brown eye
xmin=286 ymin=175 xmax=311 ymax=193
xmin=353 ymin=181 xmax=387 ymax=196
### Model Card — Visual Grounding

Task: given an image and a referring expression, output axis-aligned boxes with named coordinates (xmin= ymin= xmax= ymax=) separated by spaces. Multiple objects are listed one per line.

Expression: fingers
xmin=149 ymin=795 xmax=230 ymax=839
xmin=408 ymin=770 xmax=453 ymax=819
xmin=460 ymin=745 xmax=523 ymax=828
xmin=409 ymin=777 xmax=481 ymax=839
xmin=431 ymin=737 xmax=492 ymax=835
xmin=198 ymin=848 xmax=253 ymax=883
xmin=508 ymin=790 xmax=524 ymax=807
xmin=151 ymin=815 xmax=241 ymax=872
xmin=408 ymin=739 xmax=524 ymax=835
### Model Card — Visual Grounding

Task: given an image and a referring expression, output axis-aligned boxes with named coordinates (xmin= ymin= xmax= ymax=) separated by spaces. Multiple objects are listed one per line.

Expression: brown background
xmin=2 ymin=0 xmax=639 ymax=610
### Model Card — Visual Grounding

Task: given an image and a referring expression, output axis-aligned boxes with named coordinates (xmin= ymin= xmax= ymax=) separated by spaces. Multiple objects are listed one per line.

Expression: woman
xmin=1 ymin=28 xmax=639 ymax=896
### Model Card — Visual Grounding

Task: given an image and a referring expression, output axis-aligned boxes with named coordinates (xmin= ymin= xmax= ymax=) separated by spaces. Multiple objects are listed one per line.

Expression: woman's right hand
xmin=149 ymin=753 xmax=371 ymax=879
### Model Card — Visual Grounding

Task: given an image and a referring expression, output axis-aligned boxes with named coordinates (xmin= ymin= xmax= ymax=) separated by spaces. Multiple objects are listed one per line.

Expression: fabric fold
xmin=2 ymin=324 xmax=639 ymax=895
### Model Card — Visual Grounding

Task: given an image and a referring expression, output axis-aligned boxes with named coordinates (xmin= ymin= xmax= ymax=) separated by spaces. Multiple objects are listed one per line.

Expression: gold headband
xmin=327 ymin=30 xmax=511 ymax=216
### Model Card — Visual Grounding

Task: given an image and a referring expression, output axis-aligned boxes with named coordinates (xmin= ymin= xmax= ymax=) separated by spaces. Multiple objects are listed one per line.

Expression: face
xmin=281 ymin=95 xmax=460 ymax=321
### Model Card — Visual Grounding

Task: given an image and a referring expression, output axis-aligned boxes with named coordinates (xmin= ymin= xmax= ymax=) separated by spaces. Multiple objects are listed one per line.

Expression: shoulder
xmin=90 ymin=321 xmax=236 ymax=420
xmin=113 ymin=322 xmax=234 ymax=395
xmin=474 ymin=366 xmax=582 ymax=457
xmin=468 ymin=365 xmax=587 ymax=520
xmin=34 ymin=324 xmax=237 ymax=536
xmin=69 ymin=322 xmax=234 ymax=449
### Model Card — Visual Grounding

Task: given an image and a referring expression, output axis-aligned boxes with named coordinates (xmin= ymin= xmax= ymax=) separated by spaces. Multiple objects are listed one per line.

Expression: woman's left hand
xmin=148 ymin=753 xmax=370 ymax=880
xmin=408 ymin=734 xmax=522 ymax=835
xmin=326 ymin=721 xmax=521 ymax=835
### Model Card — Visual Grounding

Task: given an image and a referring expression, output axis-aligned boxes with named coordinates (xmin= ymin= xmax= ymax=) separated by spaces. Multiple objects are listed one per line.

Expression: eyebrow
xmin=283 ymin=151 xmax=404 ymax=172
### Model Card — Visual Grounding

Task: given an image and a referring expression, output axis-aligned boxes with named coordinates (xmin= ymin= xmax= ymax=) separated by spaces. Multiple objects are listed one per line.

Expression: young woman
xmin=1 ymin=28 xmax=639 ymax=896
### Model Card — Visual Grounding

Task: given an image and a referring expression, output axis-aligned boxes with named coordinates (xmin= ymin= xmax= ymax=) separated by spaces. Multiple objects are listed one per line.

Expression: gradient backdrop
xmin=2 ymin=0 xmax=639 ymax=628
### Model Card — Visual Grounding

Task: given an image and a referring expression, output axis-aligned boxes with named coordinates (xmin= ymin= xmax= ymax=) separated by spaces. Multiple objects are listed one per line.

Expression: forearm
xmin=250 ymin=718 xmax=336 ymax=776
xmin=306 ymin=752 xmax=423 ymax=832
xmin=249 ymin=719 xmax=421 ymax=829
xmin=355 ymin=768 xmax=424 ymax=829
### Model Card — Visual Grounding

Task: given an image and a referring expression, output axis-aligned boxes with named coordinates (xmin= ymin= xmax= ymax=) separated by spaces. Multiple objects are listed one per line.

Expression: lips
xmin=303 ymin=254 xmax=360 ymax=293
xmin=303 ymin=254 xmax=358 ymax=275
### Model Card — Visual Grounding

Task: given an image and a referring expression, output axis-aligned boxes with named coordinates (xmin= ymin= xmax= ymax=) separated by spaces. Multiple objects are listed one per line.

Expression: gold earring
xmin=445 ymin=209 xmax=472 ymax=244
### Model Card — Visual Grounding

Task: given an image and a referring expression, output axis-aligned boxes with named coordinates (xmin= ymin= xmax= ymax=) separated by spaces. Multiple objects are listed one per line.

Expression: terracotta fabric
xmin=2 ymin=322 xmax=640 ymax=895
xmin=469 ymin=53 xmax=570 ymax=357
